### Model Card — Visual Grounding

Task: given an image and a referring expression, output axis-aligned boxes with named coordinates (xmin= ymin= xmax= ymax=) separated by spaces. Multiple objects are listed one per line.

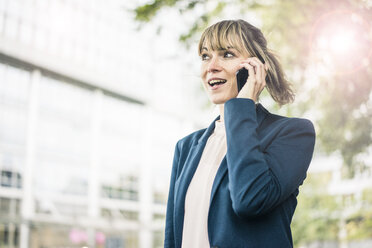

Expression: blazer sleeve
xmin=164 ymin=141 xmax=180 ymax=248
xmin=224 ymin=98 xmax=316 ymax=219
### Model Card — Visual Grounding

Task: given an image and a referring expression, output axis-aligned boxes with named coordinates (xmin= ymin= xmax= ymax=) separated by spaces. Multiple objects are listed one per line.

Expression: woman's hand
xmin=237 ymin=57 xmax=268 ymax=102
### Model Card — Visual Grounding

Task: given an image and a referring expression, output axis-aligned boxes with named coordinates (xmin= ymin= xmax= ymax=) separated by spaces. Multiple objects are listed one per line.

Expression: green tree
xmin=292 ymin=173 xmax=340 ymax=246
xmin=346 ymin=188 xmax=372 ymax=240
xmin=133 ymin=0 xmax=372 ymax=176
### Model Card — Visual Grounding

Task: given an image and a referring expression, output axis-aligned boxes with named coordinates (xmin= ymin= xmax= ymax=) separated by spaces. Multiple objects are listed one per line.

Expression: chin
xmin=207 ymin=90 xmax=237 ymax=105
xmin=210 ymin=97 xmax=231 ymax=105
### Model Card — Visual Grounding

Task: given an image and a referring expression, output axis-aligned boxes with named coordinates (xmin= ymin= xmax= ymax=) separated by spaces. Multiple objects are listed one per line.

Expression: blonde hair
xmin=198 ymin=19 xmax=295 ymax=105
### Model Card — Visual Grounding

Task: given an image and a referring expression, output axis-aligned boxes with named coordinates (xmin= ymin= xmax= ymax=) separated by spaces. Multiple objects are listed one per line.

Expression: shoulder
xmin=263 ymin=110 xmax=315 ymax=134
xmin=260 ymin=110 xmax=315 ymax=148
xmin=290 ymin=118 xmax=315 ymax=133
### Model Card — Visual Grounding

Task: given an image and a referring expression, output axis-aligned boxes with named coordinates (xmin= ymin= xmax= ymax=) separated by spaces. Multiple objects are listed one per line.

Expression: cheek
xmin=232 ymin=63 xmax=242 ymax=73
xmin=226 ymin=63 xmax=241 ymax=78
xmin=228 ymin=70 xmax=238 ymax=84
xmin=201 ymin=63 xmax=207 ymax=72
xmin=200 ymin=69 xmax=208 ymax=90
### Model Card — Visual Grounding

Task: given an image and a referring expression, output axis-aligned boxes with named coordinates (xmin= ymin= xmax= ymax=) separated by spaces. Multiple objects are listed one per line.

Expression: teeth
xmin=209 ymin=79 xmax=227 ymax=86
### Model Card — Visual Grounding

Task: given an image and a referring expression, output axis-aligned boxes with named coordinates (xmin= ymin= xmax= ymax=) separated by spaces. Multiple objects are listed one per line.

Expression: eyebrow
xmin=201 ymin=46 xmax=236 ymax=51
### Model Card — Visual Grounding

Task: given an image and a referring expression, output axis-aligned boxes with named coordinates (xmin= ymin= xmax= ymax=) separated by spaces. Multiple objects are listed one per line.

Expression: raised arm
xmin=224 ymin=98 xmax=315 ymax=218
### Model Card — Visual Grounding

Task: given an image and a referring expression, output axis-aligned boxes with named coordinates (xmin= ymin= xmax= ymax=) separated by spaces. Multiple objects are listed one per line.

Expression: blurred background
xmin=0 ymin=0 xmax=371 ymax=248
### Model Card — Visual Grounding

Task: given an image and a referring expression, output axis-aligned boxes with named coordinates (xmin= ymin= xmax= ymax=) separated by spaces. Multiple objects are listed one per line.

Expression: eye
xmin=201 ymin=53 xmax=210 ymax=61
xmin=224 ymin=51 xmax=235 ymax=58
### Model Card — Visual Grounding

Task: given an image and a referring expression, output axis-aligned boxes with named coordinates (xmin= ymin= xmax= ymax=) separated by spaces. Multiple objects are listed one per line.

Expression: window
xmin=0 ymin=170 xmax=21 ymax=188
xmin=101 ymin=175 xmax=138 ymax=201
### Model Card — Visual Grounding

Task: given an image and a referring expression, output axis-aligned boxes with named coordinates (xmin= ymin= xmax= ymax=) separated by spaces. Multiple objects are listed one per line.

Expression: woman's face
xmin=200 ymin=46 xmax=248 ymax=105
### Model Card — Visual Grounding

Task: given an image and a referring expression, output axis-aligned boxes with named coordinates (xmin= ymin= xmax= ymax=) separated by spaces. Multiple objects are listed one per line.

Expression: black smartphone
xmin=236 ymin=68 xmax=249 ymax=92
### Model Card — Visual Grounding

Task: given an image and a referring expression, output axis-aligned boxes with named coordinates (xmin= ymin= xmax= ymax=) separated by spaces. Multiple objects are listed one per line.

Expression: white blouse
xmin=182 ymin=120 xmax=227 ymax=248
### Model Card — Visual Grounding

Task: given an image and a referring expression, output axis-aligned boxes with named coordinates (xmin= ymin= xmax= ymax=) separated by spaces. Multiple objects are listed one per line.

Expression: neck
xmin=218 ymin=104 xmax=224 ymax=122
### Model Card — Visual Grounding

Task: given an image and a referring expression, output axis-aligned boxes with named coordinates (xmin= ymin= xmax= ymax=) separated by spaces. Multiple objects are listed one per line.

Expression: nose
xmin=207 ymin=56 xmax=222 ymax=73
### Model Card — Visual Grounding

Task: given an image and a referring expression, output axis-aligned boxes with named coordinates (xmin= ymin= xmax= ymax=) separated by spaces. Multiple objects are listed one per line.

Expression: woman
xmin=165 ymin=19 xmax=315 ymax=248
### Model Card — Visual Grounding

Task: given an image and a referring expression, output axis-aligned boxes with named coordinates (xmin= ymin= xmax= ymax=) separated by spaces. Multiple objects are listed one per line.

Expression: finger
xmin=246 ymin=59 xmax=264 ymax=84
xmin=242 ymin=57 xmax=265 ymax=69
xmin=251 ymin=57 xmax=266 ymax=81
xmin=240 ymin=62 xmax=255 ymax=82
xmin=251 ymin=57 xmax=266 ymax=77
xmin=253 ymin=57 xmax=267 ymax=82
xmin=249 ymin=57 xmax=267 ymax=87
xmin=248 ymin=63 xmax=266 ymax=97
xmin=240 ymin=58 xmax=256 ymax=74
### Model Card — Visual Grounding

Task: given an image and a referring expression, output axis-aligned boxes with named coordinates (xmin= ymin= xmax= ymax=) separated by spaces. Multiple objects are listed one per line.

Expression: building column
xmin=87 ymin=89 xmax=103 ymax=248
xmin=20 ymin=69 xmax=41 ymax=248
xmin=139 ymin=107 xmax=154 ymax=248
xmin=8 ymin=223 xmax=15 ymax=248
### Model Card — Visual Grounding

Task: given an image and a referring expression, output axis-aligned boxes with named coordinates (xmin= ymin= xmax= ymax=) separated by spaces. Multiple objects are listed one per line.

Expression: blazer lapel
xmin=174 ymin=115 xmax=220 ymax=247
xmin=173 ymin=103 xmax=269 ymax=246
xmin=209 ymin=103 xmax=269 ymax=205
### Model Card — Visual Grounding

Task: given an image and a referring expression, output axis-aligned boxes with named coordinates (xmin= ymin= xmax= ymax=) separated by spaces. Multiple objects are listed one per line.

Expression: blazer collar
xmin=197 ymin=102 xmax=268 ymax=144
xmin=197 ymin=115 xmax=220 ymax=145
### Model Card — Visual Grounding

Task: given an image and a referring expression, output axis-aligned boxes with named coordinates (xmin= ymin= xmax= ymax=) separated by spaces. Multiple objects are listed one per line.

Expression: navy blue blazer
xmin=165 ymin=98 xmax=316 ymax=248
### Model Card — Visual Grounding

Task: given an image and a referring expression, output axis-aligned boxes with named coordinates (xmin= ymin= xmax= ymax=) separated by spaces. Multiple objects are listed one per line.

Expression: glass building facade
xmin=0 ymin=0 xmax=198 ymax=247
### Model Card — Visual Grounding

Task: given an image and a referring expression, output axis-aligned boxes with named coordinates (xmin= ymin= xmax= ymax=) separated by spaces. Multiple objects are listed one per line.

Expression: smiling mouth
xmin=208 ymin=79 xmax=227 ymax=87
